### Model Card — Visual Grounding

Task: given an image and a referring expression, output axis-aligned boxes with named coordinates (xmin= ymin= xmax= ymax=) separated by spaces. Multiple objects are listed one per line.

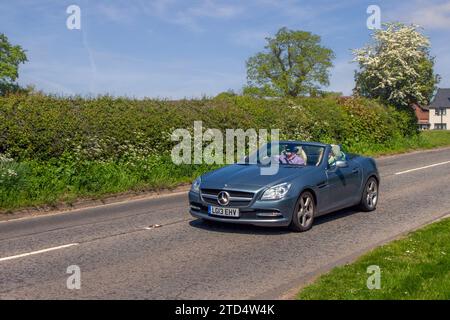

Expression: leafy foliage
xmin=245 ymin=27 xmax=335 ymax=97
xmin=0 ymin=33 xmax=27 ymax=95
xmin=353 ymin=23 xmax=440 ymax=107
xmin=0 ymin=94 xmax=414 ymax=162
xmin=1 ymin=94 xmax=437 ymax=211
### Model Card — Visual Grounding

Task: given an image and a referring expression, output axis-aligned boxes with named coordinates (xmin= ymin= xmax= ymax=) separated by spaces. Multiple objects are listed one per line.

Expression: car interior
xmin=252 ymin=144 xmax=326 ymax=167
xmin=280 ymin=144 xmax=325 ymax=166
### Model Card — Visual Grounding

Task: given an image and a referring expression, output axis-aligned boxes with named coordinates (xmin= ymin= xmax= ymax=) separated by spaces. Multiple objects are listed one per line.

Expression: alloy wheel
xmin=366 ymin=180 xmax=378 ymax=209
xmin=298 ymin=194 xmax=314 ymax=227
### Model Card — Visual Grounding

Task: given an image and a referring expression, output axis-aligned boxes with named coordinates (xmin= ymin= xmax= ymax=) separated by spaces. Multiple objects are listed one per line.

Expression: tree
xmin=245 ymin=27 xmax=335 ymax=97
xmin=0 ymin=33 xmax=27 ymax=95
xmin=353 ymin=23 xmax=440 ymax=107
xmin=214 ymin=89 xmax=238 ymax=99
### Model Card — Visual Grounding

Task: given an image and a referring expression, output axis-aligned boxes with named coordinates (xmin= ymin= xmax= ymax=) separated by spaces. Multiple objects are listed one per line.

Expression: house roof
xmin=429 ymin=88 xmax=450 ymax=109
xmin=411 ymin=103 xmax=429 ymax=111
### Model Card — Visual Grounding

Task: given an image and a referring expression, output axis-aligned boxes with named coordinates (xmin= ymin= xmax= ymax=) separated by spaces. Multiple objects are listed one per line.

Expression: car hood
xmin=201 ymin=164 xmax=315 ymax=191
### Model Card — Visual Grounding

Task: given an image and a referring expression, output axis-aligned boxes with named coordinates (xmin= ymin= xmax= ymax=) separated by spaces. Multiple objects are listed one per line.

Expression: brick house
xmin=411 ymin=103 xmax=430 ymax=130
xmin=428 ymin=88 xmax=450 ymax=130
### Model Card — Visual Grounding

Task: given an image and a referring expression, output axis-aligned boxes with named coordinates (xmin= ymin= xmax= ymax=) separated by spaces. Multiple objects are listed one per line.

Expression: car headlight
xmin=191 ymin=177 xmax=201 ymax=193
xmin=261 ymin=183 xmax=292 ymax=200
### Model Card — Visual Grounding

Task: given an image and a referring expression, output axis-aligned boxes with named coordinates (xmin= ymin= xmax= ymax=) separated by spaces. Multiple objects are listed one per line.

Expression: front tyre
xmin=290 ymin=191 xmax=315 ymax=232
xmin=359 ymin=177 xmax=379 ymax=211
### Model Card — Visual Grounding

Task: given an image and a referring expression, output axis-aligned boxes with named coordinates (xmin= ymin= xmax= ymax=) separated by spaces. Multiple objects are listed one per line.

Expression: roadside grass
xmin=0 ymin=155 xmax=219 ymax=212
xmin=421 ymin=130 xmax=450 ymax=147
xmin=297 ymin=217 xmax=450 ymax=300
xmin=349 ymin=130 xmax=450 ymax=157
xmin=1 ymin=131 xmax=450 ymax=213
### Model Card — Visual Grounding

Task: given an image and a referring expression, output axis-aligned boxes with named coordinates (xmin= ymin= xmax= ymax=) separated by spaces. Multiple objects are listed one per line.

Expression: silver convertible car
xmin=189 ymin=141 xmax=379 ymax=232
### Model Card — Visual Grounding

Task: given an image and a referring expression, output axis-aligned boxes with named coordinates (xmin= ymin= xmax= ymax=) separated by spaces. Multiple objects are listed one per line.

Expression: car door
xmin=326 ymin=158 xmax=362 ymax=210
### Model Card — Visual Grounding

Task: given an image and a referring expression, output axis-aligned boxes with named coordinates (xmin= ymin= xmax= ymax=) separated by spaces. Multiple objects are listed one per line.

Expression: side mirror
xmin=335 ymin=160 xmax=348 ymax=168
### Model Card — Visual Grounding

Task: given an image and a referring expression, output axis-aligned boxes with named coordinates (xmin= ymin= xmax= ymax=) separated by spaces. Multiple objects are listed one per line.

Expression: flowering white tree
xmin=353 ymin=23 xmax=440 ymax=107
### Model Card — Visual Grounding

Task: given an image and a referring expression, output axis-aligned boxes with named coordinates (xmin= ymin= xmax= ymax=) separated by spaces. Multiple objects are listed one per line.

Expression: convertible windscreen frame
xmin=246 ymin=143 xmax=326 ymax=167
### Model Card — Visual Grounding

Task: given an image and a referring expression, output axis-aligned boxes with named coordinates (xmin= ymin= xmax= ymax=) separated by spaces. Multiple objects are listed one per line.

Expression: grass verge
xmin=297 ymin=217 xmax=450 ymax=300
xmin=350 ymin=130 xmax=450 ymax=156
xmin=1 ymin=131 xmax=450 ymax=213
xmin=0 ymin=155 xmax=220 ymax=212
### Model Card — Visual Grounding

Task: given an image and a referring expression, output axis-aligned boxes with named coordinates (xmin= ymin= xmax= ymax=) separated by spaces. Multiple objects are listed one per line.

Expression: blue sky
xmin=1 ymin=0 xmax=449 ymax=98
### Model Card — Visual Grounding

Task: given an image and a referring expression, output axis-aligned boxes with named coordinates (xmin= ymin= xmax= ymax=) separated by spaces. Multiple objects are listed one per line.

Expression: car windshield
xmin=245 ymin=143 xmax=325 ymax=167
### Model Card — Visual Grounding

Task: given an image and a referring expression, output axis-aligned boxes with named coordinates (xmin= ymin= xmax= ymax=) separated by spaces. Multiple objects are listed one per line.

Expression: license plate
xmin=208 ymin=205 xmax=240 ymax=218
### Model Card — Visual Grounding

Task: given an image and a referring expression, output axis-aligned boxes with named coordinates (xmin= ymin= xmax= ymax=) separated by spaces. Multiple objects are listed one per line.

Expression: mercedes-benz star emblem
xmin=217 ymin=191 xmax=230 ymax=206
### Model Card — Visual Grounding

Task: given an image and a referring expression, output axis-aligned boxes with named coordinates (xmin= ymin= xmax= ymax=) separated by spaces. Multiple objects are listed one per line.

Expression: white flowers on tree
xmin=353 ymin=23 xmax=440 ymax=107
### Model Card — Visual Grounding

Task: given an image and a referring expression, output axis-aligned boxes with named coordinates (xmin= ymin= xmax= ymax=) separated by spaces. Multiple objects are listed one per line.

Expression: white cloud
xmin=95 ymin=3 xmax=139 ymax=24
xmin=231 ymin=29 xmax=270 ymax=48
xmin=19 ymin=48 xmax=244 ymax=99
xmin=387 ymin=0 xmax=450 ymax=30
xmin=252 ymin=0 xmax=358 ymax=22
xmin=187 ymin=0 xmax=244 ymax=18
xmin=136 ymin=0 xmax=244 ymax=32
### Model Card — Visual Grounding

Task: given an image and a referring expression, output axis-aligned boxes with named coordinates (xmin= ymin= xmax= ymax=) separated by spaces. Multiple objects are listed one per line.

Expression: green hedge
xmin=0 ymin=94 xmax=416 ymax=161
xmin=0 ymin=93 xmax=426 ymax=211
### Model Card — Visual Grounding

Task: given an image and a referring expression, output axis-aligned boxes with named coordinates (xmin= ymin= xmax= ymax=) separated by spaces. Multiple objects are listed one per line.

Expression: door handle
xmin=352 ymin=168 xmax=359 ymax=174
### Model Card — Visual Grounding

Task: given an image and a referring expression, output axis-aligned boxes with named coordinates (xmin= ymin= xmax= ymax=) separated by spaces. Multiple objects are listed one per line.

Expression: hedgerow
xmin=0 ymin=93 xmax=420 ymax=210
xmin=0 ymin=94 xmax=415 ymax=161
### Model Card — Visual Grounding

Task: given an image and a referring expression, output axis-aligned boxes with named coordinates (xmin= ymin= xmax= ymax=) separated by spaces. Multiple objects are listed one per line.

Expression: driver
xmin=279 ymin=145 xmax=305 ymax=165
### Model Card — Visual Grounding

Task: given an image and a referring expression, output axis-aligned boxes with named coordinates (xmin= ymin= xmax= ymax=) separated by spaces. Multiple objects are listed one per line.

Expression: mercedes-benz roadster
xmin=189 ymin=141 xmax=379 ymax=232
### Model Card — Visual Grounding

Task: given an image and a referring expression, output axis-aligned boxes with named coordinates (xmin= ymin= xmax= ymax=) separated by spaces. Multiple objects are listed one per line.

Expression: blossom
xmin=353 ymin=23 xmax=439 ymax=106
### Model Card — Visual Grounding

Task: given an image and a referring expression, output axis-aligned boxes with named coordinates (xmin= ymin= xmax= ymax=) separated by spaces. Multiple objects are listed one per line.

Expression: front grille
xmin=200 ymin=189 xmax=255 ymax=207
xmin=201 ymin=189 xmax=254 ymax=198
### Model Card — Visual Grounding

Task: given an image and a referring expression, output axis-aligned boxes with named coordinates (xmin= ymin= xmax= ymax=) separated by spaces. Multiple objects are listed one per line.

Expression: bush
xmin=0 ymin=94 xmax=415 ymax=161
xmin=0 ymin=93 xmax=420 ymax=210
xmin=0 ymin=153 xmax=29 ymax=207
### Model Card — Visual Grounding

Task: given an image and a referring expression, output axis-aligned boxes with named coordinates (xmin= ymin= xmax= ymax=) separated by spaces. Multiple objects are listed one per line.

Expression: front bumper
xmin=188 ymin=190 xmax=295 ymax=227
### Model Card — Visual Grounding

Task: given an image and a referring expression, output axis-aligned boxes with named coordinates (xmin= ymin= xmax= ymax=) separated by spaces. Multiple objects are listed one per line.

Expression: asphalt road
xmin=1 ymin=147 xmax=450 ymax=299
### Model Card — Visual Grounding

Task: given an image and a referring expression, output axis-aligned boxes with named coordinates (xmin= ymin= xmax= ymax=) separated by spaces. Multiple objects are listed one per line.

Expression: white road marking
xmin=395 ymin=160 xmax=450 ymax=175
xmin=0 ymin=243 xmax=79 ymax=262
xmin=0 ymin=190 xmax=189 ymax=224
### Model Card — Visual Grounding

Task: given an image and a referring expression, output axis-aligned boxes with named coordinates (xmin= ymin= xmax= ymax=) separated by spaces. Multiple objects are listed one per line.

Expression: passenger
xmin=279 ymin=145 xmax=305 ymax=165
xmin=328 ymin=144 xmax=345 ymax=165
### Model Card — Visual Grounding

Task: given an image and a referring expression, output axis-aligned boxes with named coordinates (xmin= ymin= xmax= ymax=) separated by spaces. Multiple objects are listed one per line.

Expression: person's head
xmin=285 ymin=145 xmax=299 ymax=158
xmin=331 ymin=144 xmax=341 ymax=157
